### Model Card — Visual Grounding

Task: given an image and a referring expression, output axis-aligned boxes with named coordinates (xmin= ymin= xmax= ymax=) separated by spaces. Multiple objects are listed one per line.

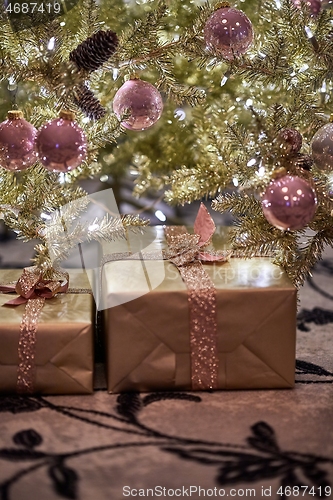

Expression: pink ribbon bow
xmin=0 ymin=267 xmax=69 ymax=306
xmin=164 ymin=203 xmax=230 ymax=267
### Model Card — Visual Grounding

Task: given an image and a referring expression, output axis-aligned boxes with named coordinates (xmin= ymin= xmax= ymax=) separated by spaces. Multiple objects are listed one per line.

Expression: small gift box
xmin=101 ymin=205 xmax=297 ymax=393
xmin=0 ymin=269 xmax=94 ymax=395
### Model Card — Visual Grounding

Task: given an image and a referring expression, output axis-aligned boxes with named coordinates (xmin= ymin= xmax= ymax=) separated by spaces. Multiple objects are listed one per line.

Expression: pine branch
xmin=43 ymin=212 xmax=148 ymax=265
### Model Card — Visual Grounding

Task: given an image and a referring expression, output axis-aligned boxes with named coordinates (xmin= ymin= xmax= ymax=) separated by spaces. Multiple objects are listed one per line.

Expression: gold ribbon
xmin=0 ymin=267 xmax=70 ymax=394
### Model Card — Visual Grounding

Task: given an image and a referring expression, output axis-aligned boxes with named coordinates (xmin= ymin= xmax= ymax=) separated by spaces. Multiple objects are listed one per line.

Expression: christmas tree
xmin=0 ymin=0 xmax=332 ymax=286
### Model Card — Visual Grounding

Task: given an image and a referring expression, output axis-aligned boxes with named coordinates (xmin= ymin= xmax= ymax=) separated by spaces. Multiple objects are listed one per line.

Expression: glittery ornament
xmin=261 ymin=175 xmax=317 ymax=231
xmin=311 ymin=122 xmax=333 ymax=172
xmin=204 ymin=6 xmax=254 ymax=60
xmin=113 ymin=79 xmax=163 ymax=131
xmin=36 ymin=111 xmax=87 ymax=172
xmin=0 ymin=111 xmax=37 ymax=171
xmin=292 ymin=0 xmax=321 ymax=16
xmin=275 ymin=128 xmax=302 ymax=157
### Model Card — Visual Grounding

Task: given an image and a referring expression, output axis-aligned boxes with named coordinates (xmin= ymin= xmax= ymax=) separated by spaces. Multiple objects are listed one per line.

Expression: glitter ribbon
xmin=163 ymin=204 xmax=228 ymax=391
xmin=0 ymin=267 xmax=69 ymax=394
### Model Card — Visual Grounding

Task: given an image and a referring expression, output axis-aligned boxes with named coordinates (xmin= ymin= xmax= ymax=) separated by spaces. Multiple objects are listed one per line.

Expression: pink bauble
xmin=261 ymin=175 xmax=317 ymax=231
xmin=292 ymin=0 xmax=321 ymax=16
xmin=0 ymin=111 xmax=37 ymax=171
xmin=204 ymin=7 xmax=254 ymax=60
xmin=113 ymin=79 xmax=163 ymax=131
xmin=311 ymin=122 xmax=333 ymax=172
xmin=36 ymin=111 xmax=87 ymax=172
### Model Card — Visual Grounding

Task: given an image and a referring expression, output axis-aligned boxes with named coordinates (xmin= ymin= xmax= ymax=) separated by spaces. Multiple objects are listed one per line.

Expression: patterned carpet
xmin=0 ymin=233 xmax=332 ymax=500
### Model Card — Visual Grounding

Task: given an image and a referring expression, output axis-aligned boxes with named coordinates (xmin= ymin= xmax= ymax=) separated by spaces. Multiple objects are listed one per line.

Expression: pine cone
xmin=73 ymin=85 xmax=106 ymax=120
xmin=69 ymin=30 xmax=118 ymax=72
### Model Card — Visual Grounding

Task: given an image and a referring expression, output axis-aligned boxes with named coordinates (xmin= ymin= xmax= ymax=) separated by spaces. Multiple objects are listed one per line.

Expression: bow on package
xmin=0 ymin=267 xmax=69 ymax=393
xmin=162 ymin=203 xmax=230 ymax=390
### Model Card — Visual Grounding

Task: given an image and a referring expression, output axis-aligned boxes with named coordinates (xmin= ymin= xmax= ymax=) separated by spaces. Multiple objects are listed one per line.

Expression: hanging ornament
xmin=261 ymin=174 xmax=317 ymax=231
xmin=0 ymin=111 xmax=37 ymax=171
xmin=311 ymin=122 xmax=333 ymax=172
xmin=113 ymin=78 xmax=164 ymax=131
xmin=275 ymin=128 xmax=302 ymax=157
xmin=204 ymin=3 xmax=254 ymax=60
xmin=36 ymin=111 xmax=87 ymax=172
xmin=291 ymin=0 xmax=321 ymax=16
xmin=69 ymin=30 xmax=119 ymax=73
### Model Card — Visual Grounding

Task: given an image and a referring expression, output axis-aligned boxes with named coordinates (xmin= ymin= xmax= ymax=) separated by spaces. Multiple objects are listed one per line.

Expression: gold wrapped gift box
xmin=102 ymin=227 xmax=297 ymax=393
xmin=0 ymin=269 xmax=94 ymax=394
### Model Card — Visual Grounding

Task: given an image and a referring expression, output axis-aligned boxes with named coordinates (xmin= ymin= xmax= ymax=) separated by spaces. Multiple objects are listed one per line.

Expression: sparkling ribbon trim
xmin=164 ymin=226 xmax=219 ymax=390
xmin=178 ymin=262 xmax=218 ymax=390
xmin=17 ymin=297 xmax=45 ymax=394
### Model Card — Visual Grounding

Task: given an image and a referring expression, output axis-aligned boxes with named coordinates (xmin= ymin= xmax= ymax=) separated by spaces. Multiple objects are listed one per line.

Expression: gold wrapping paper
xmin=0 ymin=269 xmax=94 ymax=395
xmin=102 ymin=228 xmax=297 ymax=393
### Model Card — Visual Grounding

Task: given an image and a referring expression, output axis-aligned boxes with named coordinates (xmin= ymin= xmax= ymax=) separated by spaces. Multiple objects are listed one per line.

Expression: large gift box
xmin=101 ymin=206 xmax=297 ymax=393
xmin=0 ymin=269 xmax=94 ymax=394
